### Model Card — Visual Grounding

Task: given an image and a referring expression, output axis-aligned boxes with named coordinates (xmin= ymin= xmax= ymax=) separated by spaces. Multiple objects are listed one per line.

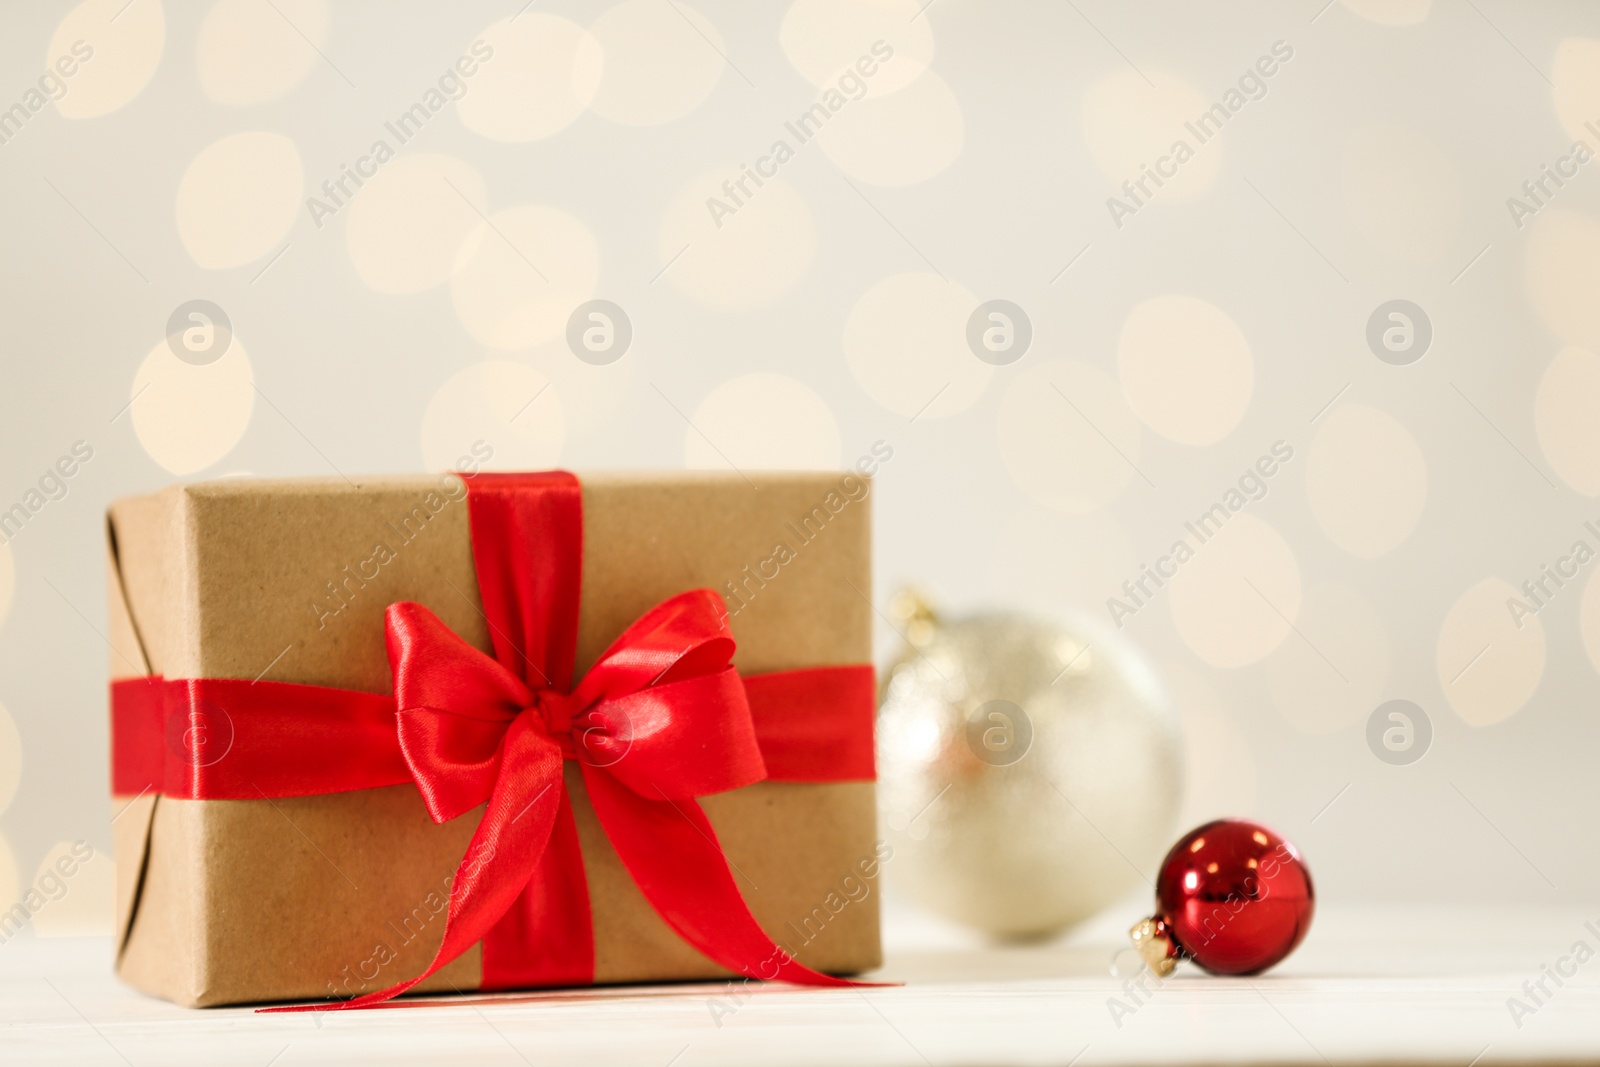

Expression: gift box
xmin=106 ymin=469 xmax=883 ymax=1007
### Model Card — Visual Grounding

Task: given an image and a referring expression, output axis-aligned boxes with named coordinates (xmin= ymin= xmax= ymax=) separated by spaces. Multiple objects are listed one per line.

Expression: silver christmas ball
xmin=877 ymin=591 xmax=1184 ymax=939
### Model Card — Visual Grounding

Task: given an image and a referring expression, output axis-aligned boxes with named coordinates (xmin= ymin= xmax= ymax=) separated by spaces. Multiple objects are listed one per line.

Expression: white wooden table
xmin=4 ymin=903 xmax=1596 ymax=1065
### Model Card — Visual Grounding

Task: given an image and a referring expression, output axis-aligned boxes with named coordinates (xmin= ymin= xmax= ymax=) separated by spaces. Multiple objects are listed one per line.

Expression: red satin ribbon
xmin=109 ymin=668 xmax=876 ymax=799
xmin=109 ymin=470 xmax=876 ymax=1008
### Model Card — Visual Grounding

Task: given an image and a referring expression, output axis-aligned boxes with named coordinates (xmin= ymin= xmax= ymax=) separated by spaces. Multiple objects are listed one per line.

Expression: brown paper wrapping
xmin=107 ymin=471 xmax=881 ymax=1007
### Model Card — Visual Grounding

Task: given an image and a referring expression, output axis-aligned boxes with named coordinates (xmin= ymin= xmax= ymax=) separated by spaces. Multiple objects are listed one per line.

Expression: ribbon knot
xmin=530 ymin=691 xmax=631 ymax=768
xmin=525 ymin=689 xmax=582 ymax=755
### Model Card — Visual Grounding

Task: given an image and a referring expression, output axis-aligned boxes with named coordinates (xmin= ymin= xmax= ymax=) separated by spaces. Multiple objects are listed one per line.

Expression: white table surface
xmin=4 ymin=903 xmax=1597 ymax=1066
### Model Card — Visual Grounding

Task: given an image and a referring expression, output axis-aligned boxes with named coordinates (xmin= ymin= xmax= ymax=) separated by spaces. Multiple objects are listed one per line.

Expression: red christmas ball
xmin=1131 ymin=819 xmax=1314 ymax=976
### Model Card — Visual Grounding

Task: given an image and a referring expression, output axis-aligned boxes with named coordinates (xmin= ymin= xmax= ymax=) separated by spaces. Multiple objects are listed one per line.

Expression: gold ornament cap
xmin=1129 ymin=917 xmax=1179 ymax=977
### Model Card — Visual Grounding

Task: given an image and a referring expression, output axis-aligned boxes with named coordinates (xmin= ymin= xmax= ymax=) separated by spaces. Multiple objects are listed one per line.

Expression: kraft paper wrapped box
xmin=106 ymin=470 xmax=882 ymax=1007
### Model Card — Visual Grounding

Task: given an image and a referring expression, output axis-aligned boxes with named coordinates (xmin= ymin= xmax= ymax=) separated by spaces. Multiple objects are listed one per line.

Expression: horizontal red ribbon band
xmin=111 ymin=665 xmax=876 ymax=800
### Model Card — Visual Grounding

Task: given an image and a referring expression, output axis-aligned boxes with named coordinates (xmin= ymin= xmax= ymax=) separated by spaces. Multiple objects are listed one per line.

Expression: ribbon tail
xmin=480 ymin=773 xmax=595 ymax=990
xmin=581 ymin=765 xmax=857 ymax=987
xmin=262 ymin=717 xmax=567 ymax=1013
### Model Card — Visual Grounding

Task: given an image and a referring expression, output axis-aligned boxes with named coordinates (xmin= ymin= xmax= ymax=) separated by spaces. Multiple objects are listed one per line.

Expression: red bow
xmin=349 ymin=589 xmax=844 ymax=1007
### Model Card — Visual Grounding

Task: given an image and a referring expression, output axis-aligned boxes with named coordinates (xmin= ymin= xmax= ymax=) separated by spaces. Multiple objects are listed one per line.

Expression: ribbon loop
xmin=387 ymin=601 xmax=530 ymax=824
xmin=570 ymin=589 xmax=740 ymax=704
xmin=595 ymin=669 xmax=765 ymax=800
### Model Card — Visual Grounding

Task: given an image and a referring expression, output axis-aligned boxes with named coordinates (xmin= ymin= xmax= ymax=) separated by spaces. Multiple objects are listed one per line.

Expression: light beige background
xmin=0 ymin=0 xmax=1597 ymax=945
